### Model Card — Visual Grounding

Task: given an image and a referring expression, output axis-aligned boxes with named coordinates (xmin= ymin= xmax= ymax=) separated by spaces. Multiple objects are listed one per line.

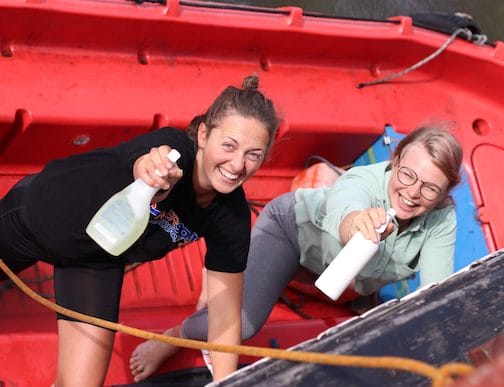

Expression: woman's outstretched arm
xmin=206 ymin=269 xmax=244 ymax=380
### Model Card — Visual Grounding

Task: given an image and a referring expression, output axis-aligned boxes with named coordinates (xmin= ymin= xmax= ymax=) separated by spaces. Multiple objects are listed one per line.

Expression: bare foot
xmin=129 ymin=326 xmax=181 ymax=382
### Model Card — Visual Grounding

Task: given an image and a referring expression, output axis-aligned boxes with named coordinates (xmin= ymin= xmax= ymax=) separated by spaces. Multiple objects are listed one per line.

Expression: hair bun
xmin=242 ymin=74 xmax=259 ymax=91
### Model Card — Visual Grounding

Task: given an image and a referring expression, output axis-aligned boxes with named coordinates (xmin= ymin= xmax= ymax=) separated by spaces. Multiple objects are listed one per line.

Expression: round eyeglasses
xmin=397 ymin=166 xmax=443 ymax=201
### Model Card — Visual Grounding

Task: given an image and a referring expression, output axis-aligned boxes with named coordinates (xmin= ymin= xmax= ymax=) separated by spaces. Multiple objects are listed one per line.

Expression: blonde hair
xmin=394 ymin=125 xmax=463 ymax=192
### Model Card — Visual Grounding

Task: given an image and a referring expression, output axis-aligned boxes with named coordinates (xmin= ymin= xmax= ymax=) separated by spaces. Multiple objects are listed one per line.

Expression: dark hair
xmin=187 ymin=74 xmax=279 ymax=154
xmin=393 ymin=125 xmax=463 ymax=193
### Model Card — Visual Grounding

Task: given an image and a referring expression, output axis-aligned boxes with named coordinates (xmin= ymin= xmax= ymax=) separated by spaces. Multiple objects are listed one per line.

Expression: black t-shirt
xmin=21 ymin=127 xmax=250 ymax=273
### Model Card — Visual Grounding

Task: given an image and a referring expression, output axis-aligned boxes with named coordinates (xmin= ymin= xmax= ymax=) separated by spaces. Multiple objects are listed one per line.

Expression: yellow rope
xmin=0 ymin=259 xmax=474 ymax=386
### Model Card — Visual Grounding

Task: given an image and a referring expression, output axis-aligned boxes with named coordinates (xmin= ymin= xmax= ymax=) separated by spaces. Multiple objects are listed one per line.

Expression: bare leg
xmin=129 ymin=325 xmax=181 ymax=382
xmin=55 ymin=319 xmax=115 ymax=387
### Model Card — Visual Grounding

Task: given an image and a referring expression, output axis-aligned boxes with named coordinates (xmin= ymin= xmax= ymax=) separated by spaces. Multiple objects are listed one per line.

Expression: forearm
xmin=208 ymin=319 xmax=241 ymax=380
xmin=206 ymin=270 xmax=243 ymax=381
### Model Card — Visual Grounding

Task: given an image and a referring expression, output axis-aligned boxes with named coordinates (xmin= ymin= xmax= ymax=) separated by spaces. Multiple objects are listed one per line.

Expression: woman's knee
xmin=56 ymin=320 xmax=114 ymax=386
xmin=241 ymin=311 xmax=270 ymax=341
xmin=181 ymin=309 xmax=264 ymax=342
xmin=241 ymin=322 xmax=259 ymax=341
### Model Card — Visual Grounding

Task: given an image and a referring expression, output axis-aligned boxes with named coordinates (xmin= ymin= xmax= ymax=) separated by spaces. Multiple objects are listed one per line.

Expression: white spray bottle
xmin=86 ymin=149 xmax=181 ymax=256
xmin=315 ymin=208 xmax=396 ymax=301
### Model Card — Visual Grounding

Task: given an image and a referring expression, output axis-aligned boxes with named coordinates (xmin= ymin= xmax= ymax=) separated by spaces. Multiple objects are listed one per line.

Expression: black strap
xmin=410 ymin=12 xmax=483 ymax=40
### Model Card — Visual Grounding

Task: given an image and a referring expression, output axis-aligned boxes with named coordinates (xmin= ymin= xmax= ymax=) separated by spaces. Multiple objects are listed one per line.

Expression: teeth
xmin=400 ymin=195 xmax=415 ymax=207
xmin=219 ymin=168 xmax=239 ymax=180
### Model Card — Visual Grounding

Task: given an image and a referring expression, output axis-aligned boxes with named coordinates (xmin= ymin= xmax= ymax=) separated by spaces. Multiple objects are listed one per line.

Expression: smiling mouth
xmin=400 ymin=194 xmax=417 ymax=208
xmin=218 ymin=167 xmax=240 ymax=181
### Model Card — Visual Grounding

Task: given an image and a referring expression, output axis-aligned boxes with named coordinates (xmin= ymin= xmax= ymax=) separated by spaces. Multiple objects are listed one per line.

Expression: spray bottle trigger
xmin=375 ymin=208 xmax=396 ymax=234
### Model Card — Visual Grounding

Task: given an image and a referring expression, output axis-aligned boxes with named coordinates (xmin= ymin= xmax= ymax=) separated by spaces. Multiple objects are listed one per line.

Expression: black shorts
xmin=0 ymin=176 xmax=125 ymax=323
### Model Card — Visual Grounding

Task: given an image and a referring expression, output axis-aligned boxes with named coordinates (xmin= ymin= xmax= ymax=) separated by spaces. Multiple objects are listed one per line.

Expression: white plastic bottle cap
xmin=168 ymin=149 xmax=181 ymax=163
xmin=155 ymin=149 xmax=181 ymax=176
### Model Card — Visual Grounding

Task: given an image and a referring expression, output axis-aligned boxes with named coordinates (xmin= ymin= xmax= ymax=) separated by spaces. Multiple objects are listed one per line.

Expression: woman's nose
xmin=408 ymin=180 xmax=423 ymax=198
xmin=229 ymin=153 xmax=246 ymax=171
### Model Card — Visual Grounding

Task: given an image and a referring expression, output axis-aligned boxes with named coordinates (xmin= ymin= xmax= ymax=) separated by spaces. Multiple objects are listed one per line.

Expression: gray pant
xmin=181 ymin=192 xmax=302 ymax=340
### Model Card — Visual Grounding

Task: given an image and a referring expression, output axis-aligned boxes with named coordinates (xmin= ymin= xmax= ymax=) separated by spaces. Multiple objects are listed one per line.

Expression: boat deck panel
xmin=217 ymin=251 xmax=504 ymax=387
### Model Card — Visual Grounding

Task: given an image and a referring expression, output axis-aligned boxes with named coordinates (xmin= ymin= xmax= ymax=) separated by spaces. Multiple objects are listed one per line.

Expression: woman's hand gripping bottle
xmin=86 ymin=149 xmax=181 ymax=256
xmin=315 ymin=209 xmax=396 ymax=300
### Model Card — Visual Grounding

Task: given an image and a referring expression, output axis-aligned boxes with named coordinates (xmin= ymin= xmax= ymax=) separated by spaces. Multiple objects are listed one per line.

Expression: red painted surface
xmin=454 ymin=333 xmax=504 ymax=387
xmin=471 ymin=144 xmax=504 ymax=251
xmin=1 ymin=1 xmax=504 ymax=385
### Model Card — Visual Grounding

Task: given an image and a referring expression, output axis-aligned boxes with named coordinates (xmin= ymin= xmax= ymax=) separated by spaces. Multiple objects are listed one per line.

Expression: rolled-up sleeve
xmin=323 ymin=166 xmax=383 ymax=241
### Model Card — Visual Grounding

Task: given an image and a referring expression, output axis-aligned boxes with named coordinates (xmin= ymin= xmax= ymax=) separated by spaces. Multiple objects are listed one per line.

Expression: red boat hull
xmin=1 ymin=1 xmax=504 ymax=385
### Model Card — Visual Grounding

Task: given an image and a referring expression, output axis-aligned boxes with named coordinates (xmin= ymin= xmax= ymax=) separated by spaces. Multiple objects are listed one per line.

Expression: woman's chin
xmin=392 ymin=201 xmax=416 ymax=220
xmin=213 ymin=180 xmax=241 ymax=194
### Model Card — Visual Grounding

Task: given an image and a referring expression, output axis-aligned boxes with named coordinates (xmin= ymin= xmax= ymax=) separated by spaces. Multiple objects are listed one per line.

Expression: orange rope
xmin=0 ymin=259 xmax=474 ymax=386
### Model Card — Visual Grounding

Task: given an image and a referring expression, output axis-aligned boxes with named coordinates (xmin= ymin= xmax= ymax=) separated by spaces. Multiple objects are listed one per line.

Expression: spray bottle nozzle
xmin=376 ymin=208 xmax=396 ymax=233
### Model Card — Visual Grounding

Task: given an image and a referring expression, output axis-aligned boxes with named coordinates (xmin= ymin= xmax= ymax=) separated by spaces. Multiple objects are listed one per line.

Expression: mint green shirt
xmin=294 ymin=161 xmax=456 ymax=295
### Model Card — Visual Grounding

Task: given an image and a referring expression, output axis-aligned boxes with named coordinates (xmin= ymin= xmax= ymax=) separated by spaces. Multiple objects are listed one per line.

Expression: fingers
xmin=136 ymin=155 xmax=168 ymax=189
xmin=150 ymin=146 xmax=178 ymax=178
xmin=136 ymin=146 xmax=183 ymax=190
xmin=351 ymin=208 xmax=388 ymax=243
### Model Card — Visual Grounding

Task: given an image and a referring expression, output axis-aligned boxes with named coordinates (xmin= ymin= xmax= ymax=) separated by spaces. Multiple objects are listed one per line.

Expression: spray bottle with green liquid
xmin=86 ymin=149 xmax=181 ymax=256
